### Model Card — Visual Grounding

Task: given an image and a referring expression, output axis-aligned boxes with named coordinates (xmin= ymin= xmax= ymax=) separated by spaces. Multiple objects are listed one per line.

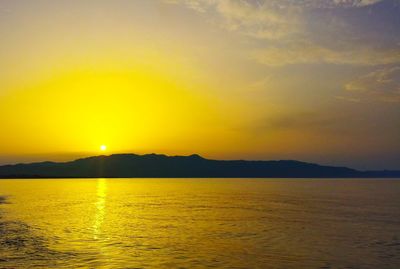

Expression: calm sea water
xmin=0 ymin=178 xmax=399 ymax=269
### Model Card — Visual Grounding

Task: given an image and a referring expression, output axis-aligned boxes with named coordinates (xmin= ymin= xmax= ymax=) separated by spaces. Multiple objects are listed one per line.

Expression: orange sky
xmin=0 ymin=0 xmax=399 ymax=169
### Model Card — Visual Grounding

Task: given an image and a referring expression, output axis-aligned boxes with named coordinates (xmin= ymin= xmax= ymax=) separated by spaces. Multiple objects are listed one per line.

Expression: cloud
xmin=266 ymin=111 xmax=339 ymax=130
xmin=335 ymin=95 xmax=361 ymax=102
xmin=249 ymin=110 xmax=354 ymax=137
xmin=164 ymin=0 xmax=386 ymax=15
xmin=251 ymin=42 xmax=400 ymax=66
xmin=212 ymin=0 xmax=303 ymax=40
xmin=163 ymin=0 xmax=207 ymax=12
xmin=333 ymin=0 xmax=384 ymax=7
xmin=344 ymin=66 xmax=400 ymax=102
xmin=165 ymin=0 xmax=399 ymax=67
xmin=164 ymin=0 xmax=303 ymax=40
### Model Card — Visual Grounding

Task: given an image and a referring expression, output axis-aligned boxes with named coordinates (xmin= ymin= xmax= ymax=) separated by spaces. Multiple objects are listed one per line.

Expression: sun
xmin=100 ymin=145 xmax=107 ymax=151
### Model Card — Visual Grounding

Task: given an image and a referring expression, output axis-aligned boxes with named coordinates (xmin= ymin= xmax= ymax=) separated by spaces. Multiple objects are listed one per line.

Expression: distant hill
xmin=0 ymin=153 xmax=399 ymax=178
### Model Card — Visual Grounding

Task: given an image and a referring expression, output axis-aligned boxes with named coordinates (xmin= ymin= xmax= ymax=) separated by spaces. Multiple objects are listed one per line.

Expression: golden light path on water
xmin=93 ymin=178 xmax=107 ymax=240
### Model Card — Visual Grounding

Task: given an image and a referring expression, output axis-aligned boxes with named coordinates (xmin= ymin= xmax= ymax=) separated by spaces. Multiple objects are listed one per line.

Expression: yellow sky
xmin=0 ymin=0 xmax=399 ymax=169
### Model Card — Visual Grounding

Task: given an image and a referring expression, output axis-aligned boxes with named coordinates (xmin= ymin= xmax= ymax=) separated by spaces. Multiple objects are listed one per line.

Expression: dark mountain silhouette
xmin=0 ymin=153 xmax=398 ymax=178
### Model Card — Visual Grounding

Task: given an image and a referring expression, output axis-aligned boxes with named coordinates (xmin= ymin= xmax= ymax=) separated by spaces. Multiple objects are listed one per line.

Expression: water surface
xmin=0 ymin=178 xmax=399 ymax=268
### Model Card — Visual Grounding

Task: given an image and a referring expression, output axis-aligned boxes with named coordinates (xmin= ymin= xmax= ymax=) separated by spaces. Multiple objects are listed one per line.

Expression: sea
xmin=0 ymin=178 xmax=399 ymax=268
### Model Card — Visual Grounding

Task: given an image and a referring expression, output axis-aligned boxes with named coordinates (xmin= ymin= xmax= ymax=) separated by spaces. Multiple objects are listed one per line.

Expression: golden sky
xmin=0 ymin=0 xmax=399 ymax=169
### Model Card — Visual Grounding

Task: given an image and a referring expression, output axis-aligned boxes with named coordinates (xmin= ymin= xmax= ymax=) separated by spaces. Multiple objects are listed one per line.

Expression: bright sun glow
xmin=100 ymin=145 xmax=107 ymax=151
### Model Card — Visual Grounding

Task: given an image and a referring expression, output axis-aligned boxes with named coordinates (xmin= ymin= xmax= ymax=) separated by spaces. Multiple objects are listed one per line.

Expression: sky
xmin=0 ymin=0 xmax=399 ymax=169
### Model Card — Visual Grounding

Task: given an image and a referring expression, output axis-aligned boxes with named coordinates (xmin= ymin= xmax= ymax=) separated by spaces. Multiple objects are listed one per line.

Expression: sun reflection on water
xmin=93 ymin=178 xmax=107 ymax=240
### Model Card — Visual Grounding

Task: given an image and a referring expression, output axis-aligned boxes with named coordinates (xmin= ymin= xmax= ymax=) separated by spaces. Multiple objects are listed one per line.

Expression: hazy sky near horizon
xmin=0 ymin=0 xmax=399 ymax=169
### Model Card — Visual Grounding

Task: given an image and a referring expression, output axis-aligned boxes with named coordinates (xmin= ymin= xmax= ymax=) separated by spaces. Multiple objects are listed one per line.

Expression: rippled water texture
xmin=0 ymin=179 xmax=399 ymax=268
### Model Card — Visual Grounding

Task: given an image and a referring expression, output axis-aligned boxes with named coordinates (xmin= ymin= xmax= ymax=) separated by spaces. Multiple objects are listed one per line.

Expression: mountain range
xmin=0 ymin=153 xmax=399 ymax=178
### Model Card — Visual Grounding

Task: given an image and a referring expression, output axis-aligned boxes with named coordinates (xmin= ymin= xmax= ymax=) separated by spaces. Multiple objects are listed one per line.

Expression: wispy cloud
xmin=344 ymin=66 xmax=400 ymax=102
xmin=165 ymin=0 xmax=303 ymax=40
xmin=332 ymin=0 xmax=384 ymax=7
xmin=164 ymin=0 xmax=399 ymax=67
xmin=266 ymin=111 xmax=340 ymax=131
xmin=251 ymin=42 xmax=400 ymax=66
